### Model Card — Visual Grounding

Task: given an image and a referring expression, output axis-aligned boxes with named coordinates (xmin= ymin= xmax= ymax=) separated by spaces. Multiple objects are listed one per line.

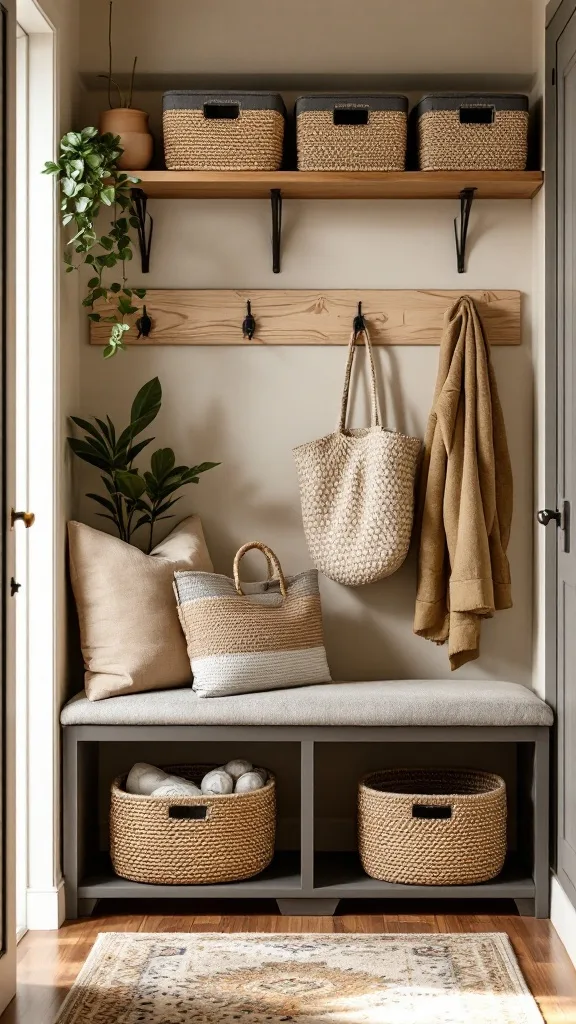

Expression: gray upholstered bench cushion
xmin=60 ymin=679 xmax=553 ymax=728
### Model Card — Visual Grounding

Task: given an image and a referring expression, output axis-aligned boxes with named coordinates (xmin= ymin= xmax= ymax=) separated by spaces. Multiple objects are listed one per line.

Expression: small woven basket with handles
xmin=163 ymin=90 xmax=286 ymax=171
xmin=358 ymin=768 xmax=506 ymax=885
xmin=414 ymin=93 xmax=528 ymax=171
xmin=110 ymin=764 xmax=275 ymax=885
xmin=296 ymin=94 xmax=408 ymax=171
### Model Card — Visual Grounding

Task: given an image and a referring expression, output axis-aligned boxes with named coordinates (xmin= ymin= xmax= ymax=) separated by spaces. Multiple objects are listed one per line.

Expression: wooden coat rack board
xmin=90 ymin=289 xmax=521 ymax=347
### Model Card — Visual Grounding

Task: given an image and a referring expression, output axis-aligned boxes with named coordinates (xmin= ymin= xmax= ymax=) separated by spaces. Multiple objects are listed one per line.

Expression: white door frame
xmin=0 ymin=0 xmax=19 ymax=1011
xmin=14 ymin=0 xmax=60 ymax=933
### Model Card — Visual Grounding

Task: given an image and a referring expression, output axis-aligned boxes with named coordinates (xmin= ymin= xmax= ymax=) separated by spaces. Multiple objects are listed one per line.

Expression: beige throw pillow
xmin=68 ymin=516 xmax=213 ymax=701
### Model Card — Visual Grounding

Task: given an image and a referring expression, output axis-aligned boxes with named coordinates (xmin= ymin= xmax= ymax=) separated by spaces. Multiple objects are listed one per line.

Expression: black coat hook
xmin=135 ymin=304 xmax=152 ymax=338
xmin=242 ymin=300 xmax=256 ymax=340
xmin=353 ymin=301 xmax=366 ymax=338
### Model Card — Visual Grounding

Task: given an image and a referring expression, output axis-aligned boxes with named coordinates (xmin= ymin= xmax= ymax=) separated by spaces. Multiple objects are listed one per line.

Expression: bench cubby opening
xmin=63 ymin=723 xmax=549 ymax=919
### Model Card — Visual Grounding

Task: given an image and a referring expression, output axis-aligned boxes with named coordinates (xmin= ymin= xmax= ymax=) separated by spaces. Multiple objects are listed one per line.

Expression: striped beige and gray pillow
xmin=173 ymin=545 xmax=331 ymax=698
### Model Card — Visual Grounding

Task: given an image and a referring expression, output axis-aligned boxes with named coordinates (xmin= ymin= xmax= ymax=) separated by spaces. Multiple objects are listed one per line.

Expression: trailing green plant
xmin=43 ymin=126 xmax=146 ymax=358
xmin=68 ymin=377 xmax=220 ymax=551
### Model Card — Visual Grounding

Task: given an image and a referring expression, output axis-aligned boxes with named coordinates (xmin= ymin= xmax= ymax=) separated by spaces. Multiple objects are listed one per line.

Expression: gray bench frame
xmin=63 ymin=723 xmax=551 ymax=919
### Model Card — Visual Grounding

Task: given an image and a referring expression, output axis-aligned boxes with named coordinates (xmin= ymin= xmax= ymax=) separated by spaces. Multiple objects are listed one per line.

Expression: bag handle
xmin=339 ymin=324 xmax=383 ymax=432
xmin=233 ymin=541 xmax=288 ymax=598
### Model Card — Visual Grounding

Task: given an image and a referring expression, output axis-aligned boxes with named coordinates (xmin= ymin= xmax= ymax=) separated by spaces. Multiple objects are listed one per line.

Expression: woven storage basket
xmin=110 ymin=764 xmax=275 ymax=885
xmin=296 ymin=94 xmax=408 ymax=171
xmin=163 ymin=91 xmax=286 ymax=171
xmin=415 ymin=93 xmax=529 ymax=171
xmin=358 ymin=768 xmax=506 ymax=885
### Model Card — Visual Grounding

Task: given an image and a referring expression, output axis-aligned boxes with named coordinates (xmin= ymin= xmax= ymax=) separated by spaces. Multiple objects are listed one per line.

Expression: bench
xmin=61 ymin=679 xmax=553 ymax=919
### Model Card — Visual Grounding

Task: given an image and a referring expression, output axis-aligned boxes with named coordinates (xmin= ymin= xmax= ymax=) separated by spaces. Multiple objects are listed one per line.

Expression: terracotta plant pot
xmin=99 ymin=108 xmax=153 ymax=170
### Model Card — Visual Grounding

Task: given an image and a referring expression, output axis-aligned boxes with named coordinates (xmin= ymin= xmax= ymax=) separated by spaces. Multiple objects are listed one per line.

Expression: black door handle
xmin=537 ymin=508 xmax=562 ymax=527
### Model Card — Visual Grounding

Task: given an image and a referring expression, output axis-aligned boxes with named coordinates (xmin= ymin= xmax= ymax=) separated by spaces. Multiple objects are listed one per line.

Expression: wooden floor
xmin=3 ymin=898 xmax=576 ymax=1023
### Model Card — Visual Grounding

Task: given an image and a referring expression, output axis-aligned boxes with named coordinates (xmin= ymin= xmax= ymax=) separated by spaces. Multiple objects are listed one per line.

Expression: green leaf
xmin=130 ymin=377 xmax=161 ymax=433
xmin=70 ymin=416 xmax=111 ymax=450
xmin=106 ymin=416 xmax=116 ymax=448
xmin=87 ymin=312 xmax=101 ymax=322
xmin=43 ymin=161 xmax=60 ymax=174
xmin=100 ymin=186 xmax=115 ymax=206
xmin=188 ymin=462 xmax=221 ymax=476
xmin=150 ymin=447 xmax=175 ymax=482
xmin=94 ymin=417 xmax=112 ymax=445
xmin=103 ymin=344 xmax=116 ymax=359
xmin=101 ymin=475 xmax=117 ymax=495
xmin=133 ymin=513 xmax=152 ymax=531
xmin=115 ymin=470 xmax=147 ymax=500
xmin=81 ymin=126 xmax=98 ymax=139
xmin=67 ymin=437 xmax=109 ymax=470
xmin=85 ymin=152 xmax=102 ymax=170
xmin=61 ymin=177 xmax=76 ymax=197
xmin=118 ymin=296 xmax=134 ymax=315
xmin=110 ymin=282 xmax=121 ymax=293
xmin=87 ymin=493 xmax=117 ymax=515
xmin=133 ymin=288 xmax=146 ymax=299
xmin=154 ymin=497 xmax=182 ymax=517
xmin=126 ymin=436 xmax=153 ymax=463
xmin=87 ymin=277 xmax=99 ymax=288
xmin=99 ymin=235 xmax=113 ymax=251
xmin=79 ymin=433 xmax=111 ymax=459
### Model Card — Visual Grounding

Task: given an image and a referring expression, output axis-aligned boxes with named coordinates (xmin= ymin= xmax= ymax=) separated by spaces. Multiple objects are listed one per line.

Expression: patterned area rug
xmin=56 ymin=931 xmax=544 ymax=1024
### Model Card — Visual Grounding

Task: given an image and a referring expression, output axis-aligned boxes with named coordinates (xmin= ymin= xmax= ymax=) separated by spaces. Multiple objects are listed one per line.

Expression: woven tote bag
xmin=173 ymin=541 xmax=331 ymax=697
xmin=293 ymin=326 xmax=422 ymax=586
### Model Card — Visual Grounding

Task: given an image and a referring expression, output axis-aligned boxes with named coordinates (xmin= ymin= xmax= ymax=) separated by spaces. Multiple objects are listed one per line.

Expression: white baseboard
xmin=551 ymin=876 xmax=576 ymax=968
xmin=26 ymin=879 xmax=65 ymax=930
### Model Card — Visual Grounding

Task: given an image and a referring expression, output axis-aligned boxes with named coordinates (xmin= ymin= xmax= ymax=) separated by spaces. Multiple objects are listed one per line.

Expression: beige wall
xmin=73 ymin=193 xmax=536 ymax=686
xmin=79 ymin=0 xmax=535 ymax=76
xmin=71 ymin=0 xmax=541 ymax=690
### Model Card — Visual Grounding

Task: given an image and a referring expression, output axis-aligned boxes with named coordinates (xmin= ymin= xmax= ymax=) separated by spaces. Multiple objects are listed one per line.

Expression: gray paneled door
xmin=549 ymin=1 xmax=576 ymax=906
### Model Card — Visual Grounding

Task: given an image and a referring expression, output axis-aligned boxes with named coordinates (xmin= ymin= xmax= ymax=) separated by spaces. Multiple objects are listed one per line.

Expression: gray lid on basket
xmin=163 ymin=90 xmax=286 ymax=116
xmin=415 ymin=93 xmax=529 ymax=116
xmin=296 ymin=94 xmax=408 ymax=115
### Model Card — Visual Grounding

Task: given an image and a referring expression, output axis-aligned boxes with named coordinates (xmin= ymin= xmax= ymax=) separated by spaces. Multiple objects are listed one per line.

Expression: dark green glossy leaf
xmin=130 ymin=377 xmax=161 ymax=431
xmin=150 ymin=447 xmax=175 ymax=482
xmin=126 ymin=436 xmax=153 ymax=463
xmin=115 ymin=470 xmax=147 ymax=500
xmin=70 ymin=416 xmax=110 ymax=449
xmin=86 ymin=493 xmax=117 ymax=514
xmin=67 ymin=438 xmax=109 ymax=470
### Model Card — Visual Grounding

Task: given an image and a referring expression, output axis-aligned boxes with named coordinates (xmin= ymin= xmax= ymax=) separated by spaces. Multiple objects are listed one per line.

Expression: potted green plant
xmin=44 ymin=127 xmax=146 ymax=357
xmin=98 ymin=0 xmax=152 ymax=170
xmin=68 ymin=377 xmax=220 ymax=552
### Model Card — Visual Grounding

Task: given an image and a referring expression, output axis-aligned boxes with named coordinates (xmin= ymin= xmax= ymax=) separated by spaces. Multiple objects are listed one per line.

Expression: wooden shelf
xmin=313 ymin=853 xmax=535 ymax=900
xmin=78 ymin=852 xmax=534 ymax=903
xmin=128 ymin=170 xmax=543 ymax=201
xmin=79 ymin=853 xmax=303 ymax=901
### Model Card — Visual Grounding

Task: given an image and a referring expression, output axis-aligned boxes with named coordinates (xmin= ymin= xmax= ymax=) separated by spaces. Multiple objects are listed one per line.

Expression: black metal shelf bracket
xmin=131 ymin=188 xmax=154 ymax=274
xmin=454 ymin=187 xmax=476 ymax=274
xmin=271 ymin=188 xmax=282 ymax=273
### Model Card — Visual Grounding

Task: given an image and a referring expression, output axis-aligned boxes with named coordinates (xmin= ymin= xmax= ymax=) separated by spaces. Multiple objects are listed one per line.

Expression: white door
xmin=0 ymin=0 xmax=20 ymax=1011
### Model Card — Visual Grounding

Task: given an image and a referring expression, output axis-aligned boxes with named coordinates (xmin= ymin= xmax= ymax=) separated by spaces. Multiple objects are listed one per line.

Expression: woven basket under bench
xmin=358 ymin=767 xmax=507 ymax=886
xmin=110 ymin=763 xmax=276 ymax=885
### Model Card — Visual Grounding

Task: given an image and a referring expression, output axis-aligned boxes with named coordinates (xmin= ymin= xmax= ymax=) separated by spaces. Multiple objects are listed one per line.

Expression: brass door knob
xmin=11 ymin=509 xmax=35 ymax=529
